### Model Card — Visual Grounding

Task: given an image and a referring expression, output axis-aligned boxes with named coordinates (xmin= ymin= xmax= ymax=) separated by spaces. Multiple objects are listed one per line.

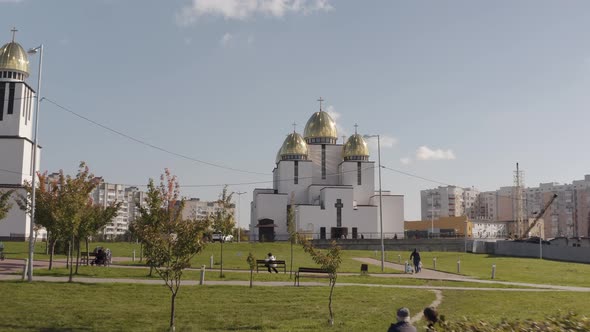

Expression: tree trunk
xmin=85 ymin=238 xmax=89 ymax=266
xmin=75 ymin=238 xmax=81 ymax=274
xmin=139 ymin=243 xmax=143 ymax=262
xmin=249 ymin=269 xmax=253 ymax=288
xmin=328 ymin=277 xmax=336 ymax=326
xmin=290 ymin=241 xmax=294 ymax=279
xmin=66 ymin=240 xmax=70 ymax=269
xmin=169 ymin=291 xmax=177 ymax=332
xmin=48 ymin=239 xmax=56 ymax=271
xmin=45 ymin=232 xmax=49 ymax=255
xmin=68 ymin=235 xmax=75 ymax=283
xmin=219 ymin=241 xmax=224 ymax=278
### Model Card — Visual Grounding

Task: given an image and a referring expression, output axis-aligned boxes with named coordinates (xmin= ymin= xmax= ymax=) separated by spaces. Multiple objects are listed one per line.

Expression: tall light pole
xmin=235 ymin=191 xmax=246 ymax=242
xmin=27 ymin=44 xmax=43 ymax=282
xmin=364 ymin=134 xmax=384 ymax=272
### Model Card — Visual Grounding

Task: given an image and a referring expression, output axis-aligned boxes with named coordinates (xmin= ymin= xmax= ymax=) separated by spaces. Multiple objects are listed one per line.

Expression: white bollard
xmin=200 ymin=265 xmax=206 ymax=285
xmin=457 ymin=260 xmax=461 ymax=274
xmin=132 ymin=249 xmax=136 ymax=262
xmin=398 ymin=254 xmax=401 ymax=264
xmin=433 ymin=257 xmax=437 ymax=271
xmin=491 ymin=264 xmax=496 ymax=279
xmin=210 ymin=255 xmax=214 ymax=269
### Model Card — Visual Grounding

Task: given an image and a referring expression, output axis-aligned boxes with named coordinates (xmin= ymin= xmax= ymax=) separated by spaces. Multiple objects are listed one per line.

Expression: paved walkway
xmin=2 ymin=257 xmax=590 ymax=292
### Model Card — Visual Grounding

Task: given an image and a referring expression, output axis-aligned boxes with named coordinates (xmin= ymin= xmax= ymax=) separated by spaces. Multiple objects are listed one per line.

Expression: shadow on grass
xmin=208 ymin=326 xmax=265 ymax=331
xmin=39 ymin=328 xmax=91 ymax=332
xmin=0 ymin=324 xmax=91 ymax=332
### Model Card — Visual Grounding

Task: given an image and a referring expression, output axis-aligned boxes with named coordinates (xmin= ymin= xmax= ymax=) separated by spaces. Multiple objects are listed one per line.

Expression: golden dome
xmin=343 ymin=134 xmax=369 ymax=160
xmin=0 ymin=42 xmax=29 ymax=75
xmin=303 ymin=111 xmax=338 ymax=141
xmin=275 ymin=149 xmax=281 ymax=164
xmin=280 ymin=132 xmax=308 ymax=159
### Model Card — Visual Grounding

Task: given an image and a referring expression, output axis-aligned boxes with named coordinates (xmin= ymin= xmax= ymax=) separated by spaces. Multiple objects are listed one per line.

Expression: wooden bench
xmin=294 ymin=267 xmax=331 ymax=286
xmin=80 ymin=252 xmax=96 ymax=265
xmin=256 ymin=259 xmax=287 ymax=273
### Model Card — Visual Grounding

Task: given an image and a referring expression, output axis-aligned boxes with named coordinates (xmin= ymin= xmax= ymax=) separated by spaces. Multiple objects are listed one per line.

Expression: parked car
xmin=212 ymin=233 xmax=233 ymax=243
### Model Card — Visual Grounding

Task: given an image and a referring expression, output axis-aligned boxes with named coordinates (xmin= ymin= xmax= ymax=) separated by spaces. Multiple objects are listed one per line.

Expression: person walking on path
xmin=410 ymin=249 xmax=421 ymax=273
xmin=387 ymin=307 xmax=417 ymax=332
xmin=265 ymin=252 xmax=278 ymax=273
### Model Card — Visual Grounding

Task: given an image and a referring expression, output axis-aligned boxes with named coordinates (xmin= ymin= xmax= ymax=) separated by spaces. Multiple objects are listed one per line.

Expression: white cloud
xmin=365 ymin=135 xmax=397 ymax=150
xmin=177 ymin=0 xmax=333 ymax=25
xmin=400 ymin=157 xmax=412 ymax=165
xmin=219 ymin=32 xmax=233 ymax=46
xmin=325 ymin=105 xmax=347 ymax=139
xmin=415 ymin=146 xmax=456 ymax=161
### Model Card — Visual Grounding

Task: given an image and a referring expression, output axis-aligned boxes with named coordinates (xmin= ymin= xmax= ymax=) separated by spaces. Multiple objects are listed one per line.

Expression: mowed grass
xmin=4 ymin=241 xmax=590 ymax=286
xmin=386 ymin=250 xmax=590 ymax=287
xmin=28 ymin=266 xmax=529 ymax=289
xmin=0 ymin=280 xmax=588 ymax=331
xmin=2 ymin=241 xmax=402 ymax=273
xmin=439 ymin=290 xmax=590 ymax=323
xmin=0 ymin=281 xmax=434 ymax=332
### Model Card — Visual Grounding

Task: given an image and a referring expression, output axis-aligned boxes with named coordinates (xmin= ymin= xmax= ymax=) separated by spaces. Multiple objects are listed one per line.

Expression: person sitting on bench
xmin=265 ymin=252 xmax=278 ymax=273
xmin=92 ymin=249 xmax=107 ymax=266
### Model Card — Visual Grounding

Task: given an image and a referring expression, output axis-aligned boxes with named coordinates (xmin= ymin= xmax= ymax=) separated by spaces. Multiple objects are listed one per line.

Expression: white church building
xmin=250 ymin=100 xmax=404 ymax=241
xmin=0 ymin=33 xmax=41 ymax=240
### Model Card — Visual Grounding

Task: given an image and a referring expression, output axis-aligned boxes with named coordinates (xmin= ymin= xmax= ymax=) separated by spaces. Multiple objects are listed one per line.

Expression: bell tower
xmin=0 ymin=29 xmax=39 ymax=239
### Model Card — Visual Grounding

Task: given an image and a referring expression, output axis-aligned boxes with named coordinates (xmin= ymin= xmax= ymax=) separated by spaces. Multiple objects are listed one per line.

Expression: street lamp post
xmin=364 ymin=134 xmax=384 ymax=272
xmin=235 ymin=191 xmax=246 ymax=242
xmin=26 ymin=44 xmax=43 ymax=282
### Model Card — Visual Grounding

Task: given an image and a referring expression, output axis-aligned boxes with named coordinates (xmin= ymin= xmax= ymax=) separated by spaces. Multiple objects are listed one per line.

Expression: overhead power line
xmin=42 ymin=97 xmax=270 ymax=177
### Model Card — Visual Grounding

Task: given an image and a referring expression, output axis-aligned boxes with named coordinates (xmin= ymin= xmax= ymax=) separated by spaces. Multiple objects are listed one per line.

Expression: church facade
xmin=249 ymin=101 xmax=404 ymax=241
xmin=0 ymin=33 xmax=41 ymax=239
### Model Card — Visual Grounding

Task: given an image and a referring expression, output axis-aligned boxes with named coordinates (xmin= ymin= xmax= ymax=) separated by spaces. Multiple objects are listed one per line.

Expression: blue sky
xmin=1 ymin=0 xmax=589 ymax=222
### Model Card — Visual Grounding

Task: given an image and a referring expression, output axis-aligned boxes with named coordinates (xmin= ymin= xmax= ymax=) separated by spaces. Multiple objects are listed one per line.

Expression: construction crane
xmin=521 ymin=194 xmax=558 ymax=239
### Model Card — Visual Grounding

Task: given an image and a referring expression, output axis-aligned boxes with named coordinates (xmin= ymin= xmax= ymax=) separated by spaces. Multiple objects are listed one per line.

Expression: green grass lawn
xmin=4 ymin=241 xmax=590 ymax=287
xmin=439 ymin=290 xmax=590 ymax=323
xmin=1 ymin=241 xmax=402 ymax=273
xmin=0 ymin=281 xmax=434 ymax=331
xmin=26 ymin=266 xmax=529 ymax=289
xmin=0 ymin=280 xmax=587 ymax=331
xmin=386 ymin=250 xmax=590 ymax=287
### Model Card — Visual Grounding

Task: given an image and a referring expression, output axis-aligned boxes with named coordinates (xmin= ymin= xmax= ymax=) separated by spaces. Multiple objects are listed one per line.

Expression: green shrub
xmin=434 ymin=312 xmax=589 ymax=331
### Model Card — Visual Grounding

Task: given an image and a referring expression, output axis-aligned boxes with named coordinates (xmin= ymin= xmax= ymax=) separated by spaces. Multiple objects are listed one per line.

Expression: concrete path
xmin=2 ymin=257 xmax=590 ymax=292
xmin=410 ymin=290 xmax=442 ymax=324
xmin=354 ymin=257 xmax=590 ymax=292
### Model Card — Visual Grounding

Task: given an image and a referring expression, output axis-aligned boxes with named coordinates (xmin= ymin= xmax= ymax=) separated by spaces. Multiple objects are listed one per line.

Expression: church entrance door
xmin=331 ymin=227 xmax=348 ymax=239
xmin=258 ymin=219 xmax=275 ymax=242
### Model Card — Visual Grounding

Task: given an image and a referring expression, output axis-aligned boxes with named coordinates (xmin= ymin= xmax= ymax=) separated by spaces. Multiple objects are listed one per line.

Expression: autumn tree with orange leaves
xmin=133 ymin=169 xmax=209 ymax=332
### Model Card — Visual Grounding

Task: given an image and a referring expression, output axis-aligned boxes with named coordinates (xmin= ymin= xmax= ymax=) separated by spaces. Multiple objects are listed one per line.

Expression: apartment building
xmin=424 ymin=175 xmax=590 ymax=238
xmin=181 ymin=198 xmax=235 ymax=221
xmin=90 ymin=182 xmax=147 ymax=238
xmin=420 ymin=186 xmax=479 ymax=220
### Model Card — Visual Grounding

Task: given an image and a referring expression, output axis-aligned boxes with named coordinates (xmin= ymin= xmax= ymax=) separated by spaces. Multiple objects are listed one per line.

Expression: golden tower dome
xmin=343 ymin=133 xmax=369 ymax=161
xmin=279 ymin=132 xmax=308 ymax=160
xmin=0 ymin=41 xmax=30 ymax=76
xmin=303 ymin=111 xmax=338 ymax=143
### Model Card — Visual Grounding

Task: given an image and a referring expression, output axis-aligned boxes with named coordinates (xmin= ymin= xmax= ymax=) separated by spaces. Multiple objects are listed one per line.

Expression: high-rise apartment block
xmin=421 ymin=175 xmax=590 ymax=238
xmin=420 ymin=186 xmax=479 ymax=220
xmin=181 ymin=198 xmax=235 ymax=221
xmin=90 ymin=182 xmax=147 ymax=239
